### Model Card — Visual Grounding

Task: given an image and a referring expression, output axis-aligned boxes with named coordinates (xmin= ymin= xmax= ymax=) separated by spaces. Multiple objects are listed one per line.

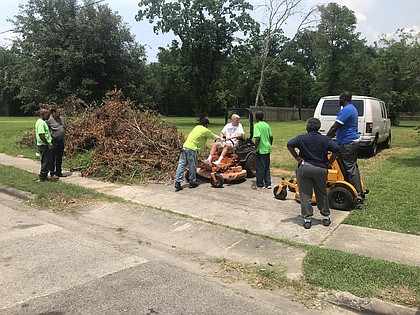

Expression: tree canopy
xmin=8 ymin=0 xmax=147 ymax=112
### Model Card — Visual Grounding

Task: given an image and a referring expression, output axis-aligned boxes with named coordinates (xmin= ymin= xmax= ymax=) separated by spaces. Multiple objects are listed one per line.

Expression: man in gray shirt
xmin=47 ymin=106 xmax=67 ymax=177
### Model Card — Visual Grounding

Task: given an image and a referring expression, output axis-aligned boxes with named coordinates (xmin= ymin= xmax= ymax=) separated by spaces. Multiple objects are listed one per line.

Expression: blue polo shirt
xmin=287 ymin=132 xmax=339 ymax=169
xmin=336 ymin=103 xmax=360 ymax=145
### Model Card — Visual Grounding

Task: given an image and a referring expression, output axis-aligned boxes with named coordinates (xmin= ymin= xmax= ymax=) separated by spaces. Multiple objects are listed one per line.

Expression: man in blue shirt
xmin=327 ymin=91 xmax=363 ymax=203
xmin=287 ymin=118 xmax=339 ymax=229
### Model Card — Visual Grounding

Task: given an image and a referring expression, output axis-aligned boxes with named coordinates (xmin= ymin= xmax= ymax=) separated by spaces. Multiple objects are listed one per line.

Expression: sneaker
xmin=37 ymin=178 xmax=47 ymax=182
xmin=189 ymin=182 xmax=199 ymax=188
xmin=57 ymin=173 xmax=67 ymax=177
xmin=251 ymin=184 xmax=264 ymax=190
xmin=323 ymin=217 xmax=331 ymax=226
xmin=265 ymin=185 xmax=272 ymax=189
xmin=174 ymin=181 xmax=183 ymax=191
xmin=303 ymin=220 xmax=312 ymax=229
xmin=50 ymin=175 xmax=60 ymax=180
xmin=212 ymin=160 xmax=221 ymax=166
xmin=203 ymin=159 xmax=210 ymax=164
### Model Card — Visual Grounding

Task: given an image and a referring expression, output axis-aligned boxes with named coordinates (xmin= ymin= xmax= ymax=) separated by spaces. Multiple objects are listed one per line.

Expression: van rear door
xmin=316 ymin=99 xmax=364 ymax=135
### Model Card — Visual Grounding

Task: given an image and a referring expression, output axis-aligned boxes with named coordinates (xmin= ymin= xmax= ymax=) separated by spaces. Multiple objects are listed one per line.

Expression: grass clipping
xmin=65 ymin=89 xmax=184 ymax=182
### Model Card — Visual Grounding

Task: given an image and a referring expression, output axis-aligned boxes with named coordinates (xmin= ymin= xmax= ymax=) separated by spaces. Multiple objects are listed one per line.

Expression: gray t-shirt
xmin=47 ymin=115 xmax=66 ymax=140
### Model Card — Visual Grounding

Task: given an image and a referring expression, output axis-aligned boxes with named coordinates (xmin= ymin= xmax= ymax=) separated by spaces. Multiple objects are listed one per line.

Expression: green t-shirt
xmin=35 ymin=118 xmax=52 ymax=146
xmin=254 ymin=121 xmax=272 ymax=154
xmin=184 ymin=125 xmax=214 ymax=151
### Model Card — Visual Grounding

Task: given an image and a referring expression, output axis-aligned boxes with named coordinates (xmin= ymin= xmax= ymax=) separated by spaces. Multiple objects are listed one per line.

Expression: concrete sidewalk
xmin=1 ymin=153 xmax=420 ymax=314
xmin=1 ymin=152 xmax=420 ymax=267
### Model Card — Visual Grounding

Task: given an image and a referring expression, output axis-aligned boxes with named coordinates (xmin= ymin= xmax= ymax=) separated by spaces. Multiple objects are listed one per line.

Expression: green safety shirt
xmin=35 ymin=118 xmax=52 ymax=146
xmin=183 ymin=125 xmax=214 ymax=152
xmin=254 ymin=121 xmax=273 ymax=154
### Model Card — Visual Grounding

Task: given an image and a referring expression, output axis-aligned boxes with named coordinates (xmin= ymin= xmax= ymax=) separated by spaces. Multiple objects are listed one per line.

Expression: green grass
xmin=303 ymin=247 xmax=420 ymax=306
xmin=0 ymin=117 xmax=39 ymax=158
xmin=0 ymin=164 xmax=121 ymax=211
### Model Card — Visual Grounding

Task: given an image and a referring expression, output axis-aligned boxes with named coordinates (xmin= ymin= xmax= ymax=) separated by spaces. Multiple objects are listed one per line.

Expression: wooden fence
xmin=250 ymin=106 xmax=315 ymax=121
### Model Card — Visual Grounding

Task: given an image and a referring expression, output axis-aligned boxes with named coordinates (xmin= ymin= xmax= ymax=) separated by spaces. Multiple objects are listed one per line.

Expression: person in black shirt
xmin=287 ymin=118 xmax=339 ymax=229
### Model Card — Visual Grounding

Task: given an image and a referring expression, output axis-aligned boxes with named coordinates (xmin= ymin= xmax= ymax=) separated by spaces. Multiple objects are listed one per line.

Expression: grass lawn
xmin=0 ymin=164 xmax=121 ymax=211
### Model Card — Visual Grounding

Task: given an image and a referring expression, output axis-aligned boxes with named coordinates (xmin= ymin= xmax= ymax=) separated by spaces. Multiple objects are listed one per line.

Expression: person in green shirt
xmin=35 ymin=109 xmax=57 ymax=181
xmin=253 ymin=111 xmax=273 ymax=189
xmin=175 ymin=118 xmax=220 ymax=191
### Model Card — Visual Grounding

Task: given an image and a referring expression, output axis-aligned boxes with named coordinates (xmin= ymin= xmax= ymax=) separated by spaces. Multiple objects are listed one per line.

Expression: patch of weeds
xmin=215 ymin=259 xmax=323 ymax=308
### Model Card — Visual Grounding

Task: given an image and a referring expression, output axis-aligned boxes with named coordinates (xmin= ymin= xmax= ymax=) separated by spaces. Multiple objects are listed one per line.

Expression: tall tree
xmin=254 ymin=0 xmax=315 ymax=106
xmin=136 ymin=0 xmax=258 ymax=117
xmin=371 ymin=29 xmax=420 ymax=112
xmin=10 ymin=0 xmax=147 ymax=112
xmin=311 ymin=3 xmax=371 ymax=96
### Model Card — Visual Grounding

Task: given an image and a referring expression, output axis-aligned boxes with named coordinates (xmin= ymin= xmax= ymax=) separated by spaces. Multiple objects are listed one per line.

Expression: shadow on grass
xmin=388 ymin=155 xmax=420 ymax=168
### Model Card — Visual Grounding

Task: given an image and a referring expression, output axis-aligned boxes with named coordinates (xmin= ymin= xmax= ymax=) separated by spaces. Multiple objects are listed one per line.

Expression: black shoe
xmin=189 ymin=182 xmax=199 ymax=189
xmin=174 ymin=181 xmax=183 ymax=191
xmin=303 ymin=221 xmax=312 ymax=229
xmin=323 ymin=217 xmax=331 ymax=226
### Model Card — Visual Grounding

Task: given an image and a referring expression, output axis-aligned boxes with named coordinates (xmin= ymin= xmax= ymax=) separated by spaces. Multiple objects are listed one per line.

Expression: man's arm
xmin=270 ymin=135 xmax=273 ymax=145
xmin=326 ymin=121 xmax=342 ymax=138
xmin=38 ymin=133 xmax=52 ymax=148
xmin=287 ymin=145 xmax=303 ymax=162
xmin=254 ymin=137 xmax=260 ymax=151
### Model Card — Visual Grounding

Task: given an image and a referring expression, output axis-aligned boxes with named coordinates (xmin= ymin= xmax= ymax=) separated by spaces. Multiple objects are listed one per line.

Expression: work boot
xmin=189 ymin=182 xmax=199 ymax=188
xmin=174 ymin=181 xmax=183 ymax=191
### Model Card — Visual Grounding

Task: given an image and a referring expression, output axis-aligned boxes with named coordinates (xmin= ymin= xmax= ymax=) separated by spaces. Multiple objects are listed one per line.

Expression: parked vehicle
xmin=313 ymin=95 xmax=391 ymax=156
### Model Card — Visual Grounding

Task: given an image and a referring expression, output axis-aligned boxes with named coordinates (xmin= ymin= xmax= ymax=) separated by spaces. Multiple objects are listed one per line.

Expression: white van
xmin=313 ymin=95 xmax=391 ymax=156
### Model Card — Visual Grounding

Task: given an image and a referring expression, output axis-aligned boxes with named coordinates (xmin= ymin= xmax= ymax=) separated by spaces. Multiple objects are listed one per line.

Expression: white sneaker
xmin=213 ymin=160 xmax=221 ymax=166
xmin=203 ymin=158 xmax=210 ymax=164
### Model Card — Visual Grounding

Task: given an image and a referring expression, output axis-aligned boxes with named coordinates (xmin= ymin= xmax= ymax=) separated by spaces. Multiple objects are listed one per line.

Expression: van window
xmin=320 ymin=100 xmax=364 ymax=116
xmin=380 ymin=102 xmax=387 ymax=118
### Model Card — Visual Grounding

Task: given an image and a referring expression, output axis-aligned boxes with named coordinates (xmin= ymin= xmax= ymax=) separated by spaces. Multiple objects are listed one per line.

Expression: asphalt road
xmin=0 ymin=192 xmax=356 ymax=315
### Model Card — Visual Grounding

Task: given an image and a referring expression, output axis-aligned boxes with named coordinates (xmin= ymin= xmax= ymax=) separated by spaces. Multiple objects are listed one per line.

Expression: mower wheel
xmin=274 ymin=185 xmax=287 ymax=200
xmin=244 ymin=154 xmax=256 ymax=178
xmin=328 ymin=186 xmax=355 ymax=210
xmin=210 ymin=173 xmax=224 ymax=188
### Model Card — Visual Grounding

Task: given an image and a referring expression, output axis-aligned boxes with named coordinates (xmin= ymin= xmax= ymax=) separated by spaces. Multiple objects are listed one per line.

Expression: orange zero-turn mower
xmin=273 ymin=155 xmax=369 ymax=210
xmin=186 ymin=108 xmax=257 ymax=188
xmin=195 ymin=149 xmax=248 ymax=188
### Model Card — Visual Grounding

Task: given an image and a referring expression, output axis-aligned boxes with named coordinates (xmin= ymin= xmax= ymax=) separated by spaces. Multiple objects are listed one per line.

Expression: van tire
xmin=384 ymin=131 xmax=391 ymax=149
xmin=368 ymin=137 xmax=378 ymax=156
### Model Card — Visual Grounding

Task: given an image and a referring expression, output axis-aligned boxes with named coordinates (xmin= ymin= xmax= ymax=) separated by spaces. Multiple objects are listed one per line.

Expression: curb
xmin=0 ymin=184 xmax=35 ymax=201
xmin=325 ymin=291 xmax=419 ymax=315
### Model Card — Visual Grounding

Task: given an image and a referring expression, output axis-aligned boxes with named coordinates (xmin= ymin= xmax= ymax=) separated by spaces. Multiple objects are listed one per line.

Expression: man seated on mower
xmin=204 ymin=114 xmax=244 ymax=166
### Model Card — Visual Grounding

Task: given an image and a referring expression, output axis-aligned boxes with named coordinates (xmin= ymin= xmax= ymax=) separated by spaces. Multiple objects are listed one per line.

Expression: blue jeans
xmin=175 ymin=148 xmax=198 ymax=183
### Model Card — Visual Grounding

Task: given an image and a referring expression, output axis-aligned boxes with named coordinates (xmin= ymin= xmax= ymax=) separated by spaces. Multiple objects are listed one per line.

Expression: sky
xmin=1 ymin=0 xmax=420 ymax=62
